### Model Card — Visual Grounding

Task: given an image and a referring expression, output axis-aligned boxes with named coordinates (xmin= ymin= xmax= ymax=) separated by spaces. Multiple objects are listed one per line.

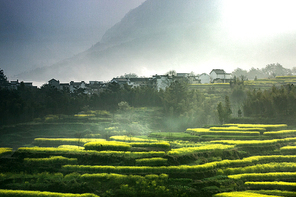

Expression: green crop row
xmin=209 ymin=127 xmax=266 ymax=132
xmin=61 ymin=154 xmax=296 ymax=174
xmin=0 ymin=171 xmax=169 ymax=185
xmin=33 ymin=138 xmax=105 ymax=146
xmin=167 ymin=144 xmax=235 ymax=156
xmin=148 ymin=132 xmax=200 ymax=139
xmin=109 ymin=135 xmax=158 ymax=142
xmin=223 ymin=124 xmax=287 ymax=131
xmin=247 ymin=190 xmax=296 ymax=197
xmin=135 ymin=157 xmax=168 ymax=166
xmin=212 ymin=155 xmax=296 ymax=168
xmin=62 ymin=162 xmax=227 ymax=174
xmin=245 ymin=181 xmax=296 ymax=191
xmin=210 ymin=137 xmax=296 ymax=146
xmin=84 ymin=141 xmax=131 ymax=151
xmin=0 ymin=189 xmax=99 ymax=197
xmin=16 ymin=147 xmax=166 ymax=159
xmin=0 ymin=148 xmax=12 ymax=156
xmin=217 ymin=162 xmax=296 ymax=175
xmin=213 ymin=191 xmax=279 ymax=197
xmin=264 ymin=130 xmax=296 ymax=136
xmin=280 ymin=145 xmax=296 ymax=154
xmin=186 ymin=128 xmax=260 ymax=136
xmin=228 ymin=172 xmax=296 ymax=181
xmin=24 ymin=156 xmax=77 ymax=165
xmin=129 ymin=142 xmax=171 ymax=149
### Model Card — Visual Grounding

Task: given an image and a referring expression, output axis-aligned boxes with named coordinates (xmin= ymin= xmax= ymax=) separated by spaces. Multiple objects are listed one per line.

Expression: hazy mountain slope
xmin=16 ymin=0 xmax=296 ymax=83
xmin=16 ymin=0 xmax=221 ymax=82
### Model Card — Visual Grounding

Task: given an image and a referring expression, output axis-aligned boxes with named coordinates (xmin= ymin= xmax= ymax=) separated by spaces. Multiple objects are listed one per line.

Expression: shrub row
xmin=228 ymin=172 xmax=296 ymax=181
xmin=84 ymin=141 xmax=131 ymax=151
xmin=210 ymin=137 xmax=296 ymax=146
xmin=264 ymin=130 xmax=296 ymax=137
xmin=280 ymin=145 xmax=296 ymax=154
xmin=0 ymin=189 xmax=99 ymax=197
xmin=0 ymin=148 xmax=12 ymax=157
xmin=167 ymin=144 xmax=235 ymax=156
xmin=80 ymin=172 xmax=169 ymax=182
xmin=109 ymin=135 xmax=158 ymax=142
xmin=223 ymin=124 xmax=287 ymax=131
xmin=62 ymin=163 xmax=223 ymax=174
xmin=135 ymin=157 xmax=168 ymax=166
xmin=24 ymin=156 xmax=78 ymax=166
xmin=15 ymin=147 xmax=166 ymax=159
xmin=214 ymin=155 xmax=296 ymax=168
xmin=247 ymin=190 xmax=296 ymax=197
xmin=210 ymin=127 xmax=266 ymax=132
xmin=61 ymin=155 xmax=296 ymax=175
xmin=245 ymin=181 xmax=296 ymax=191
xmin=213 ymin=191 xmax=279 ymax=197
xmin=186 ymin=128 xmax=260 ymax=136
xmin=129 ymin=142 xmax=171 ymax=149
xmin=33 ymin=138 xmax=105 ymax=147
xmin=217 ymin=162 xmax=296 ymax=175
xmin=148 ymin=132 xmax=200 ymax=139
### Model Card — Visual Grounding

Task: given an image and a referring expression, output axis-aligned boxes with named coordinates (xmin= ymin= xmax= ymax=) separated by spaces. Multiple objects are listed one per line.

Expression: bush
xmin=136 ymin=157 xmax=168 ymax=166
xmin=84 ymin=141 xmax=131 ymax=151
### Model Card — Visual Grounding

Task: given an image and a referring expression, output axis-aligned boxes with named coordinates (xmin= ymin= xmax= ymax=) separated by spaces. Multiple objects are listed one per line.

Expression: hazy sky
xmin=1 ymin=0 xmax=296 ymax=82
xmin=0 ymin=0 xmax=146 ymax=77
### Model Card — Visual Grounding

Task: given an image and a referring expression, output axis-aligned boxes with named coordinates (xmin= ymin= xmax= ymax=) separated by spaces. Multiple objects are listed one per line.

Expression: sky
xmin=1 ymin=0 xmax=296 ymax=84
xmin=0 ymin=0 xmax=146 ymax=78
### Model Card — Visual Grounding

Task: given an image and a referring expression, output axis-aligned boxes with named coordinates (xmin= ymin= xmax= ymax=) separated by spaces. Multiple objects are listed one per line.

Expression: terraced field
xmin=0 ymin=123 xmax=296 ymax=196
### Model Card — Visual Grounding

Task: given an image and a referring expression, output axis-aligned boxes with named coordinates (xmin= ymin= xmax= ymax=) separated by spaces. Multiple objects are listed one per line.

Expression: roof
xmin=177 ymin=73 xmax=189 ymax=77
xmin=129 ymin=78 xmax=150 ymax=82
xmin=112 ymin=78 xmax=129 ymax=82
xmin=49 ymin=78 xmax=59 ymax=83
xmin=210 ymin=69 xmax=226 ymax=74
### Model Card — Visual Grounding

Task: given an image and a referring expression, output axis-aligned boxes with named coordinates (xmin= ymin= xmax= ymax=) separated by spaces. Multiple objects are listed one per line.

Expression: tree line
xmin=243 ymin=84 xmax=296 ymax=119
xmin=0 ymin=68 xmax=220 ymax=129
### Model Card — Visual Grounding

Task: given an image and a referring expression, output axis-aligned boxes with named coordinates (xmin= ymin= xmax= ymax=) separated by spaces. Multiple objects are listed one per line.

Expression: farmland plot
xmin=0 ymin=123 xmax=296 ymax=196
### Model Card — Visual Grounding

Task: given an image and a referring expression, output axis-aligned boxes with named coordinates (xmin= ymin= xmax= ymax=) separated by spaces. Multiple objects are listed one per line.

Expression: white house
xmin=153 ymin=75 xmax=172 ymax=91
xmin=198 ymin=73 xmax=211 ymax=84
xmin=210 ymin=69 xmax=232 ymax=83
xmin=70 ymin=81 xmax=86 ymax=93
xmin=48 ymin=79 xmax=60 ymax=89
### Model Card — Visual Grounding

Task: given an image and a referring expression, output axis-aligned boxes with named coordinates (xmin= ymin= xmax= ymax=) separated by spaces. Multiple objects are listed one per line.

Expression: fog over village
xmin=1 ymin=1 xmax=296 ymax=197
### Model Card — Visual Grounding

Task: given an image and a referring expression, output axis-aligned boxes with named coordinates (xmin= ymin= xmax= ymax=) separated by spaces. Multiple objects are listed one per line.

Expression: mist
xmin=1 ymin=0 xmax=296 ymax=84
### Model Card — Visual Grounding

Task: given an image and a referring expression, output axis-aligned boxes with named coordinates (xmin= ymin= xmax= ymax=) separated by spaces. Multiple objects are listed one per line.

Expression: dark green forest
xmin=2 ymin=67 xmax=296 ymax=128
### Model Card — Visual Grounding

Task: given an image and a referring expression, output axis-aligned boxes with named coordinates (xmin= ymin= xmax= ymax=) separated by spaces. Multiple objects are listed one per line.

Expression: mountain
xmin=16 ymin=0 xmax=296 ymax=83
xmin=16 ymin=0 xmax=221 ymax=82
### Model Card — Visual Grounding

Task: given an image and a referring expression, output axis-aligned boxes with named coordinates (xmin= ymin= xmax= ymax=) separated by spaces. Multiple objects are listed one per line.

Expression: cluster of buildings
xmin=2 ymin=69 xmax=232 ymax=93
xmin=1 ymin=80 xmax=36 ymax=90
xmin=47 ymin=69 xmax=232 ymax=94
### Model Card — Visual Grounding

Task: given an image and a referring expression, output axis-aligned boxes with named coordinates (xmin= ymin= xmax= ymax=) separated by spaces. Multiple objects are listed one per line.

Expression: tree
xmin=166 ymin=70 xmax=177 ymax=77
xmin=162 ymin=80 xmax=188 ymax=116
xmin=217 ymin=96 xmax=232 ymax=124
xmin=0 ymin=68 xmax=8 ymax=86
xmin=217 ymin=102 xmax=224 ymax=124
xmin=262 ymin=63 xmax=291 ymax=78
xmin=119 ymin=73 xmax=138 ymax=78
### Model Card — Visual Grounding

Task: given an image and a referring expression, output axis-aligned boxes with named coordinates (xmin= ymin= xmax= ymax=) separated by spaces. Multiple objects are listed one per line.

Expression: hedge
xmin=84 ymin=141 xmax=131 ymax=151
xmin=0 ymin=189 xmax=99 ymax=197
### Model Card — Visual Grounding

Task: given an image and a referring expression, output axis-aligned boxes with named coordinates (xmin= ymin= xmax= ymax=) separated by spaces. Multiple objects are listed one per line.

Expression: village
xmin=3 ymin=69 xmax=232 ymax=93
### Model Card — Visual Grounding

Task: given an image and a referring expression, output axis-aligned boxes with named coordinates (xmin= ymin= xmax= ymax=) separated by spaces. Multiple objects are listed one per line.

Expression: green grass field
xmin=1 ymin=109 xmax=296 ymax=197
